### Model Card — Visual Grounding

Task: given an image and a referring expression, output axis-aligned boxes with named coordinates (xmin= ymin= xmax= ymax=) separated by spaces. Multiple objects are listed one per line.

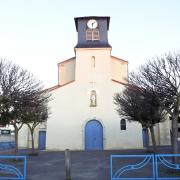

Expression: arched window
xmin=120 ymin=119 xmax=126 ymax=130
xmin=91 ymin=56 xmax=96 ymax=68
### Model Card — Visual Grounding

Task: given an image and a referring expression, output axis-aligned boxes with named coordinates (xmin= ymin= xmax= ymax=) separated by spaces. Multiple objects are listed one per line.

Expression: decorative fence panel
xmin=0 ymin=156 xmax=26 ymax=180
xmin=155 ymin=154 xmax=180 ymax=180
xmin=110 ymin=155 xmax=155 ymax=180
xmin=110 ymin=154 xmax=180 ymax=180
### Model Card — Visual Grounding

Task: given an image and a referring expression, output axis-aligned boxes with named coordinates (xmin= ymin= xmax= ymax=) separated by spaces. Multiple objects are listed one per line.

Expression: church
xmin=18 ymin=16 xmax=171 ymax=150
xmin=45 ymin=16 xmax=143 ymax=150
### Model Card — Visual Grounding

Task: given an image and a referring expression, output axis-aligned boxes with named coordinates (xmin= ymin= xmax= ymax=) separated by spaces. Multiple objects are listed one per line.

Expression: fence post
xmin=65 ymin=149 xmax=71 ymax=180
xmin=154 ymin=154 xmax=157 ymax=180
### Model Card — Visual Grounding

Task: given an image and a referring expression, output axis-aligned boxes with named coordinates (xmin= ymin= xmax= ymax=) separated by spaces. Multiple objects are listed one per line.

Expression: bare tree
xmin=137 ymin=53 xmax=180 ymax=155
xmin=0 ymin=59 xmax=48 ymax=152
xmin=114 ymin=84 xmax=166 ymax=151
xmin=0 ymin=60 xmax=26 ymax=151
xmin=124 ymin=52 xmax=180 ymax=156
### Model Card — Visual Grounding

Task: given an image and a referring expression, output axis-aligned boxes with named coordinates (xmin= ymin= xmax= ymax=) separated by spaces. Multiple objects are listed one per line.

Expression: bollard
xmin=65 ymin=149 xmax=71 ymax=180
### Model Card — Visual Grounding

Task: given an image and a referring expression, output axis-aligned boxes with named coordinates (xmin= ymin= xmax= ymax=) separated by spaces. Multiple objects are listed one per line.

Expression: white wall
xmin=18 ymin=124 xmax=28 ymax=148
xmin=159 ymin=120 xmax=171 ymax=145
xmin=58 ymin=58 xmax=75 ymax=85
xmin=111 ymin=56 xmax=128 ymax=83
xmin=18 ymin=123 xmax=46 ymax=149
xmin=0 ymin=135 xmax=14 ymax=142
xmin=46 ymin=48 xmax=143 ymax=150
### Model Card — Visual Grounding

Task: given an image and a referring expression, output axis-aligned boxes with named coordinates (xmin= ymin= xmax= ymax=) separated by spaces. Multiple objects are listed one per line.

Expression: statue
xmin=90 ymin=90 xmax=97 ymax=107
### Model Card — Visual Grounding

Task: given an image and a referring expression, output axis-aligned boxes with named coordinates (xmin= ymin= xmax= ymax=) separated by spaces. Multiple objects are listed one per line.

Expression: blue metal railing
xmin=0 ymin=156 xmax=26 ymax=180
xmin=155 ymin=154 xmax=180 ymax=180
xmin=110 ymin=154 xmax=180 ymax=180
xmin=110 ymin=154 xmax=155 ymax=180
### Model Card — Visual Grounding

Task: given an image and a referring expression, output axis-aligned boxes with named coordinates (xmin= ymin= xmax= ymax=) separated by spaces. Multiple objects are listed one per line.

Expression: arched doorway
xmin=85 ymin=120 xmax=103 ymax=150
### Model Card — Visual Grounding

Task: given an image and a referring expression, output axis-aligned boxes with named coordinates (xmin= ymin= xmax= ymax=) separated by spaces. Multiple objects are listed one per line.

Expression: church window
xmin=86 ymin=29 xmax=100 ymax=41
xmin=93 ymin=29 xmax=99 ymax=40
xmin=90 ymin=90 xmax=97 ymax=107
xmin=120 ymin=119 xmax=126 ymax=130
xmin=91 ymin=56 xmax=96 ymax=68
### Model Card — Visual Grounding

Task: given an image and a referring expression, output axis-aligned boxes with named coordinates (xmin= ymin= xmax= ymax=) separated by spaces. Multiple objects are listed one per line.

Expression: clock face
xmin=87 ymin=19 xmax=98 ymax=29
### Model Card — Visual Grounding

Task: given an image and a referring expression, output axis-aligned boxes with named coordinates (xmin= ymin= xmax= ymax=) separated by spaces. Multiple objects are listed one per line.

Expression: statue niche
xmin=90 ymin=90 xmax=97 ymax=107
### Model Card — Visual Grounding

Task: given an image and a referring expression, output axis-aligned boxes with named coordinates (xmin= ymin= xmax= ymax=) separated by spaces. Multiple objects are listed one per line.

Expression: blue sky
xmin=0 ymin=0 xmax=180 ymax=87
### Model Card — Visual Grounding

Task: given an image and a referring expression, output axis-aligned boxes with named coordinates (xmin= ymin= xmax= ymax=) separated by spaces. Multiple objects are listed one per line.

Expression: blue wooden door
xmin=85 ymin=120 xmax=103 ymax=150
xmin=142 ymin=128 xmax=149 ymax=147
xmin=39 ymin=131 xmax=46 ymax=150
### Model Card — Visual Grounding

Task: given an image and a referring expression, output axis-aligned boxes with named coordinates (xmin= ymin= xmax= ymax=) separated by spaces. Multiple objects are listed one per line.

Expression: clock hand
xmin=92 ymin=21 xmax=95 ymax=28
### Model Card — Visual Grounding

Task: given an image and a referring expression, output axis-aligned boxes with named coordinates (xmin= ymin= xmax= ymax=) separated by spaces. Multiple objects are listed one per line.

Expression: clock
xmin=87 ymin=19 xmax=98 ymax=29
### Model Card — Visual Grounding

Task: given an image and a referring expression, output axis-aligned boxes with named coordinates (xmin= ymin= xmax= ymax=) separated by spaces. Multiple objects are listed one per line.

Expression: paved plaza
xmin=0 ymin=147 xmax=173 ymax=180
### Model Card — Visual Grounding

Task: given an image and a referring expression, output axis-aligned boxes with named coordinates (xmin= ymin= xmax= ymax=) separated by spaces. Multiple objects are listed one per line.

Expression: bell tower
xmin=74 ymin=16 xmax=111 ymax=48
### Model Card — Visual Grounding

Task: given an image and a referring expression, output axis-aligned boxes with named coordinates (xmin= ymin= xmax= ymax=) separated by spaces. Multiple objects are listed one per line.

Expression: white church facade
xmin=18 ymin=16 xmax=171 ymax=150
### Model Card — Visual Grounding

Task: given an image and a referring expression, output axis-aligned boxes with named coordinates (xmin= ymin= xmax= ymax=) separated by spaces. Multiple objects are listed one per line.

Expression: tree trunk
xmin=30 ymin=129 xmax=35 ymax=153
xmin=13 ymin=123 xmax=23 ymax=154
xmin=149 ymin=126 xmax=157 ymax=152
xmin=14 ymin=125 xmax=19 ymax=154
xmin=172 ymin=115 xmax=178 ymax=163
